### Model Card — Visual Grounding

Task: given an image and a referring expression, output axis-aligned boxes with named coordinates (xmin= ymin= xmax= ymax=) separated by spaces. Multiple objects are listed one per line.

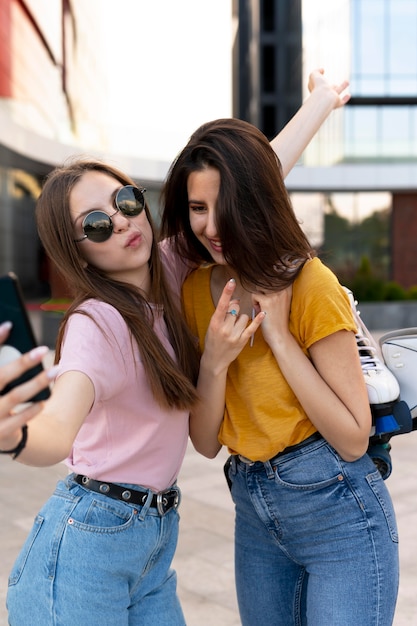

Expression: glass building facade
xmin=301 ymin=0 xmax=417 ymax=165
xmin=234 ymin=0 xmax=417 ymax=292
xmin=347 ymin=0 xmax=417 ymax=162
xmin=298 ymin=0 xmax=417 ymax=291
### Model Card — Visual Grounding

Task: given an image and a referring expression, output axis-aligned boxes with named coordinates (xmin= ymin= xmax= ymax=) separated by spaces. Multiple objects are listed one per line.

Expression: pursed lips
xmin=125 ymin=232 xmax=142 ymax=247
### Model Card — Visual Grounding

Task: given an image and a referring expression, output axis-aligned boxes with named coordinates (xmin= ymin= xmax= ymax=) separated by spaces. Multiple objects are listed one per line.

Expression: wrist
xmin=308 ymin=85 xmax=339 ymax=109
xmin=0 ymin=425 xmax=28 ymax=459
xmin=200 ymin=354 xmax=229 ymax=378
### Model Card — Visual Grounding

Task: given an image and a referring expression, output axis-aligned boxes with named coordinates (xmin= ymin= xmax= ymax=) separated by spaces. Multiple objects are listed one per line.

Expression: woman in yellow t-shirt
xmin=160 ymin=115 xmax=399 ymax=624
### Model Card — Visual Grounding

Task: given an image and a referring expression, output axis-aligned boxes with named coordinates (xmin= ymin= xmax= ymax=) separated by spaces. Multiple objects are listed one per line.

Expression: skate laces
xmin=356 ymin=337 xmax=384 ymax=372
xmin=344 ymin=288 xmax=385 ymax=373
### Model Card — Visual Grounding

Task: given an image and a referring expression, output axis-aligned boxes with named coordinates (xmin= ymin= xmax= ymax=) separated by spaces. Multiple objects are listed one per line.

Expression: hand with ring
xmin=201 ymin=280 xmax=266 ymax=373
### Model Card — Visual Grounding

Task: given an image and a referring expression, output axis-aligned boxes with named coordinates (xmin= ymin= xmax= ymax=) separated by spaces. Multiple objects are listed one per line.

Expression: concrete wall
xmin=358 ymin=301 xmax=417 ymax=331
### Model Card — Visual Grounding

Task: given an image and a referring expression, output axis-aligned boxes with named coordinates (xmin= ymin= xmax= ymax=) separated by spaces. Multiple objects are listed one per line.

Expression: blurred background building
xmin=1 ymin=0 xmax=417 ymax=303
xmin=235 ymin=0 xmax=417 ymax=298
xmin=0 ymin=0 xmax=174 ymax=298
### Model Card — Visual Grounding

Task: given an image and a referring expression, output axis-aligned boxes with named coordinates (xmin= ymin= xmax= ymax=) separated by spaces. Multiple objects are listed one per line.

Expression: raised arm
xmin=271 ymin=68 xmax=350 ymax=178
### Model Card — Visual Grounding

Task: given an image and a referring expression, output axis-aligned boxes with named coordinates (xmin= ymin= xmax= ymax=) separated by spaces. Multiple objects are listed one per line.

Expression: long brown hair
xmin=36 ymin=158 xmax=199 ymax=410
xmin=160 ymin=118 xmax=314 ymax=291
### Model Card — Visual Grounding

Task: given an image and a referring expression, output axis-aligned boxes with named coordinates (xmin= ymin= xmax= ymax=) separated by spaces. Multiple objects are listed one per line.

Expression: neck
xmin=217 ymin=264 xmax=241 ymax=287
xmin=211 ymin=264 xmax=253 ymax=314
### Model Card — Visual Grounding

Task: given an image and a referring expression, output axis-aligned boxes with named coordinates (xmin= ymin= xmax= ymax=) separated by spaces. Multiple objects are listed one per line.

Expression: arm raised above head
xmin=270 ymin=68 xmax=350 ymax=178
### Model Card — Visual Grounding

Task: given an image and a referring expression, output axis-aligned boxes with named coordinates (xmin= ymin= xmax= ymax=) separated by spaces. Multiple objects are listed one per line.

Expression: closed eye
xmin=189 ymin=203 xmax=207 ymax=213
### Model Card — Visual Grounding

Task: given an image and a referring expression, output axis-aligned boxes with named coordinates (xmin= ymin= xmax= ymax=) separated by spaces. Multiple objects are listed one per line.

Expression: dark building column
xmin=233 ymin=0 xmax=302 ymax=138
xmin=391 ymin=192 xmax=417 ymax=288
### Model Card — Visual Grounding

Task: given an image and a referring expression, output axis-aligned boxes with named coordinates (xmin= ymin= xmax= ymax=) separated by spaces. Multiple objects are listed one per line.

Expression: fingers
xmin=0 ymin=345 xmax=50 ymax=393
xmin=307 ymin=69 xmax=350 ymax=104
xmin=340 ymin=92 xmax=351 ymax=105
xmin=0 ymin=325 xmax=58 ymax=446
xmin=2 ymin=365 xmax=57 ymax=412
xmin=336 ymin=79 xmax=350 ymax=93
xmin=0 ymin=343 xmax=59 ymax=421
xmin=210 ymin=280 xmax=266 ymax=347
xmin=225 ymin=303 xmax=240 ymax=320
xmin=215 ymin=279 xmax=238 ymax=318
xmin=0 ymin=321 xmax=13 ymax=341
xmin=0 ymin=364 xmax=58 ymax=444
xmin=224 ymin=302 xmax=265 ymax=342
xmin=0 ymin=401 xmax=43 ymax=440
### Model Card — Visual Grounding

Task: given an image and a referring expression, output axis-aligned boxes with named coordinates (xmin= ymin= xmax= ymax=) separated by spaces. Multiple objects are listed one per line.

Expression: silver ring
xmin=226 ymin=309 xmax=238 ymax=317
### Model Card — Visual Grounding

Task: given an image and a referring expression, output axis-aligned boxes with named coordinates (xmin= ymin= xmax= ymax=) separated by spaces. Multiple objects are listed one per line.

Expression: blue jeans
xmin=228 ymin=437 xmax=399 ymax=626
xmin=7 ymin=475 xmax=185 ymax=626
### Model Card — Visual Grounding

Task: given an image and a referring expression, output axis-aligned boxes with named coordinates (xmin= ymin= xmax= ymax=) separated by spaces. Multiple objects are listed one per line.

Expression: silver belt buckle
xmin=156 ymin=492 xmax=167 ymax=515
xmin=156 ymin=488 xmax=180 ymax=515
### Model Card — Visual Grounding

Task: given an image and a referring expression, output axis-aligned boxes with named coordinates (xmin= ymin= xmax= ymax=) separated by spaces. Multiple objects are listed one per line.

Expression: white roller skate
xmin=344 ymin=288 xmax=412 ymax=479
xmin=379 ymin=328 xmax=417 ymax=419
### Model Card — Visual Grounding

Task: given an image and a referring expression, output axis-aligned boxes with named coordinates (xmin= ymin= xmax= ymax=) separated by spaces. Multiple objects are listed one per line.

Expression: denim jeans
xmin=228 ymin=437 xmax=399 ymax=626
xmin=7 ymin=474 xmax=185 ymax=626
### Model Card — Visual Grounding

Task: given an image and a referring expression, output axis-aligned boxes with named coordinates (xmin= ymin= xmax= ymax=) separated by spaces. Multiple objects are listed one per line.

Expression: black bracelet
xmin=0 ymin=425 xmax=28 ymax=459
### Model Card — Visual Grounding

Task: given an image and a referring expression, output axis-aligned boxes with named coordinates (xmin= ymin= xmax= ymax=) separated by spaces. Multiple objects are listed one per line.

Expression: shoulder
xmin=64 ymin=300 xmax=127 ymax=347
xmin=292 ymin=258 xmax=356 ymax=344
xmin=71 ymin=299 xmax=124 ymax=327
xmin=159 ymin=238 xmax=195 ymax=282
xmin=297 ymin=256 xmax=339 ymax=286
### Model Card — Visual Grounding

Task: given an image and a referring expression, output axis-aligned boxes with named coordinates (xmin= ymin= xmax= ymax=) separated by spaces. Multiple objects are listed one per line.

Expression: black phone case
xmin=0 ymin=272 xmax=50 ymax=401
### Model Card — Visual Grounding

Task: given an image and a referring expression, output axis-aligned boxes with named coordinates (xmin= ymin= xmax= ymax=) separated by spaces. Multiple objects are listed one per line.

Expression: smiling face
xmin=187 ymin=166 xmax=227 ymax=265
xmin=71 ymin=171 xmax=153 ymax=291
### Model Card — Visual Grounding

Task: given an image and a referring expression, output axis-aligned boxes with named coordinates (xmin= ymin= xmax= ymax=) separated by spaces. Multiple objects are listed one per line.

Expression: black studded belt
xmin=73 ymin=474 xmax=180 ymax=515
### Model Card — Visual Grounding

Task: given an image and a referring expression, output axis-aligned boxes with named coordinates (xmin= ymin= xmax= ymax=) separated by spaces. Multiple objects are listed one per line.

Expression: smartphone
xmin=0 ymin=272 xmax=50 ymax=401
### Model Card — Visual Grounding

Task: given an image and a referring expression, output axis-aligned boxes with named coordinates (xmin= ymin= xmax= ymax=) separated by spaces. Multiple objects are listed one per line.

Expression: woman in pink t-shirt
xmin=3 ymin=160 xmax=199 ymax=626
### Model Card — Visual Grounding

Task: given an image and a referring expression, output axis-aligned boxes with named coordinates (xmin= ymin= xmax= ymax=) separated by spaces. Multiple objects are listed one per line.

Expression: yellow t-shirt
xmin=182 ymin=257 xmax=357 ymax=461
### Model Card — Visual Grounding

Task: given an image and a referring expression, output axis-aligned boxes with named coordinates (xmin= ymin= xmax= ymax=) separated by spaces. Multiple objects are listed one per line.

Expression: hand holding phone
xmin=0 ymin=273 xmax=50 ymax=401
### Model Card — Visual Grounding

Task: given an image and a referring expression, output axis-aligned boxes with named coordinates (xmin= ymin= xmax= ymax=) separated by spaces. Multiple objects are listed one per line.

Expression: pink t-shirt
xmin=59 ymin=247 xmax=191 ymax=492
xmin=158 ymin=237 xmax=194 ymax=309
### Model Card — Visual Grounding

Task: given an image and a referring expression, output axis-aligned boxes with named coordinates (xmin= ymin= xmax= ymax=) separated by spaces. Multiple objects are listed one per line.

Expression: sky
xmin=101 ymin=1 xmax=233 ymax=163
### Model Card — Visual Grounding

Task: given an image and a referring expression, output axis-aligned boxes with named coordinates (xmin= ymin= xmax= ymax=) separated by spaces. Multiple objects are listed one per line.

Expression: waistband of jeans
xmin=237 ymin=431 xmax=323 ymax=466
xmin=73 ymin=474 xmax=180 ymax=515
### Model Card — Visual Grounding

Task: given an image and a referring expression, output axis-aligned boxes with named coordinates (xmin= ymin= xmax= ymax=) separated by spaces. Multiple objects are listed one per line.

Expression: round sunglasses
xmin=74 ymin=185 xmax=146 ymax=243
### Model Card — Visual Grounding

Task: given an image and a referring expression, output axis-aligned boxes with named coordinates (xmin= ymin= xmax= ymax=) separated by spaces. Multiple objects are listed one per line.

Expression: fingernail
xmin=29 ymin=346 xmax=49 ymax=360
xmin=0 ymin=321 xmax=12 ymax=332
xmin=46 ymin=365 xmax=61 ymax=380
xmin=228 ymin=278 xmax=236 ymax=284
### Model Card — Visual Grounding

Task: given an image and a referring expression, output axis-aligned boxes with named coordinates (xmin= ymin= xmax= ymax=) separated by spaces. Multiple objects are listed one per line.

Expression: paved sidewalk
xmin=1 ymin=433 xmax=417 ymax=625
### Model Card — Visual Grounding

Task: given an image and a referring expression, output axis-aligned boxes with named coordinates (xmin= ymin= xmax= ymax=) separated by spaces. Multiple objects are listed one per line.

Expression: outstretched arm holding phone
xmin=0 ymin=321 xmax=58 ymax=454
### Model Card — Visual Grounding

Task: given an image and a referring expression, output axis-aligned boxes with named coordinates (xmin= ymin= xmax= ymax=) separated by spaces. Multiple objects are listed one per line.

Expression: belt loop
xmin=264 ymin=460 xmax=275 ymax=479
xmin=230 ymin=455 xmax=238 ymax=476
xmin=138 ymin=491 xmax=153 ymax=521
xmin=173 ymin=486 xmax=181 ymax=510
